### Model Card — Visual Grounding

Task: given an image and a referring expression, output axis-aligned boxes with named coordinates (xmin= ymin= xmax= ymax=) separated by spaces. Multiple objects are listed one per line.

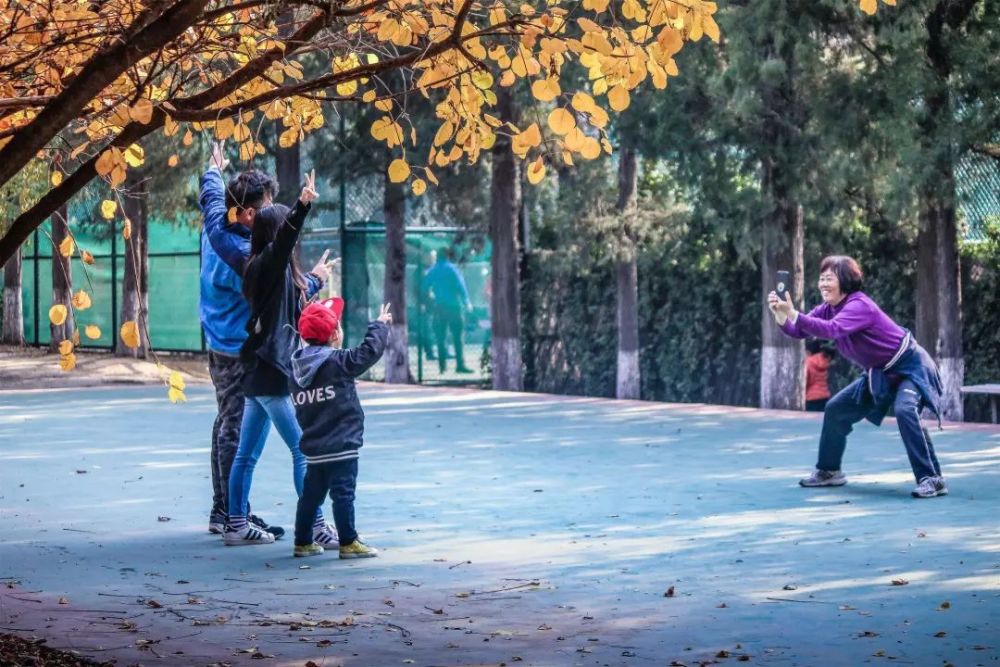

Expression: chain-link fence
xmin=5 ymin=195 xmax=492 ymax=386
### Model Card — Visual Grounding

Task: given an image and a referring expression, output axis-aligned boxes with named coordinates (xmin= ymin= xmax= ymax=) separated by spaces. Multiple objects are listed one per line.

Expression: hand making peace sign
xmin=299 ymin=169 xmax=319 ymax=204
xmin=376 ymin=303 xmax=392 ymax=325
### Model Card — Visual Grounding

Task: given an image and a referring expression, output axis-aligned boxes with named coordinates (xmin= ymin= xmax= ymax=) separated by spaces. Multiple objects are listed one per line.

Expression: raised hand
xmin=211 ymin=141 xmax=229 ymax=172
xmin=299 ymin=168 xmax=319 ymax=204
xmin=376 ymin=302 xmax=392 ymax=325
xmin=310 ymin=248 xmax=339 ymax=281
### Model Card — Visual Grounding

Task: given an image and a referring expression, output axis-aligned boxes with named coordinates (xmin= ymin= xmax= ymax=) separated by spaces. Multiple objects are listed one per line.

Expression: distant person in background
xmin=804 ymin=338 xmax=835 ymax=412
xmin=423 ymin=248 xmax=473 ymax=374
xmin=420 ymin=249 xmax=438 ymax=362
xmin=769 ymin=255 xmax=947 ymax=499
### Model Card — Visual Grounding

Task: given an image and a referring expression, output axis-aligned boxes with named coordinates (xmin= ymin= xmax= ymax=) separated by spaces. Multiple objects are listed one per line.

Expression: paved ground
xmin=0 ymin=384 xmax=997 ymax=667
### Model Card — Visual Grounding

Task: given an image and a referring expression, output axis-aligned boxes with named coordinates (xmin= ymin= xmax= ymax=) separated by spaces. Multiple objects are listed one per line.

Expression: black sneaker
xmin=249 ymin=514 xmax=285 ymax=539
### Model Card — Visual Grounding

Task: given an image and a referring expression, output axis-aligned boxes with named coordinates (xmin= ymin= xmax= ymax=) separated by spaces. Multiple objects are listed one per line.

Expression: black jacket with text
xmin=289 ymin=322 xmax=389 ymax=463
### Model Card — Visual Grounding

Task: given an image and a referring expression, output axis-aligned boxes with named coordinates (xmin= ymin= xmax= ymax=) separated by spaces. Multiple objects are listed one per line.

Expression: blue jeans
xmin=818 ymin=377 xmax=942 ymax=482
xmin=227 ymin=395 xmax=319 ymax=520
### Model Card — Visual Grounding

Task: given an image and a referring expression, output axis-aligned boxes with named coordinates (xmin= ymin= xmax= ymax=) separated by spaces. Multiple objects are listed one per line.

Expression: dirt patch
xmin=0 ymin=634 xmax=112 ymax=667
xmin=0 ymin=345 xmax=211 ymax=391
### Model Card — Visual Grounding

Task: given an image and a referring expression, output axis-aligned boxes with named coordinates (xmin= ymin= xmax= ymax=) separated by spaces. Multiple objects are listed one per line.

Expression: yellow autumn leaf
xmin=387 ymin=158 xmax=410 ymax=183
xmin=59 ymin=352 xmax=76 ymax=372
xmin=168 ymin=370 xmax=186 ymax=391
xmin=168 ymin=387 xmax=187 ymax=403
xmin=122 ymin=218 xmax=132 ymax=240
xmin=95 ymin=150 xmax=115 ymax=177
xmin=580 ymin=137 xmax=602 ymax=160
xmin=71 ymin=290 xmax=92 ymax=311
xmin=227 ymin=207 xmax=238 ymax=223
xmin=182 ymin=129 xmax=194 ymax=146
xmin=82 ymin=251 xmax=95 ymax=265
xmin=100 ymin=200 xmax=116 ymax=219
xmin=411 ymin=178 xmax=427 ymax=196
xmin=84 ymin=325 xmax=102 ymax=340
xmin=129 ymin=99 xmax=154 ymax=124
xmin=472 ymin=70 xmax=494 ymax=90
xmin=608 ymin=85 xmax=630 ymax=112
xmin=49 ymin=304 xmax=68 ymax=326
xmin=59 ymin=235 xmax=74 ymax=258
xmin=51 ymin=171 xmax=63 ymax=186
xmin=531 ymin=77 xmax=561 ymax=102
xmin=547 ymin=108 xmax=576 ymax=135
xmin=123 ymin=143 xmax=144 ymax=167
xmin=859 ymin=0 xmax=877 ymax=14
xmin=167 ymin=154 xmax=179 ymax=167
xmin=120 ymin=321 xmax=140 ymax=349
xmin=58 ymin=339 xmax=74 ymax=355
xmin=526 ymin=156 xmax=546 ymax=185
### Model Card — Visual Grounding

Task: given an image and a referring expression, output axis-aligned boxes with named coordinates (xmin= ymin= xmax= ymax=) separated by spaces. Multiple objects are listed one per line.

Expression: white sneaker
xmin=314 ymin=521 xmax=339 ymax=547
xmin=208 ymin=520 xmax=225 ymax=535
xmin=223 ymin=524 xmax=275 ymax=546
xmin=912 ymin=476 xmax=948 ymax=498
xmin=799 ymin=469 xmax=847 ymax=487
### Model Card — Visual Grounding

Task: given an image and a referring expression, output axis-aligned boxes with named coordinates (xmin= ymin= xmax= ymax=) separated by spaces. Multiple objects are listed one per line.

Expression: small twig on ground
xmin=448 ymin=560 xmax=472 ymax=570
xmin=0 ymin=625 xmax=36 ymax=631
xmin=62 ymin=527 xmax=97 ymax=533
xmin=98 ymin=593 xmax=142 ymax=598
xmin=5 ymin=595 xmax=42 ymax=603
xmin=464 ymin=595 xmax=523 ymax=601
xmin=223 ymin=578 xmax=262 ymax=583
xmin=765 ymin=597 xmax=837 ymax=605
xmin=207 ymin=597 xmax=259 ymax=606
xmin=470 ymin=581 xmax=540 ymax=595
xmin=394 ymin=580 xmax=421 ymax=587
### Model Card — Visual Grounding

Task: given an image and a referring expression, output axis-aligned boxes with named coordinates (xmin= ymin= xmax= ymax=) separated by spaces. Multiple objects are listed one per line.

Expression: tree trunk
xmin=760 ymin=194 xmax=805 ymax=411
xmin=489 ymin=87 xmax=523 ymax=391
xmin=2 ymin=246 xmax=24 ymax=345
xmin=615 ymin=147 xmax=640 ymax=400
xmin=382 ymin=158 xmax=410 ymax=383
xmin=49 ymin=206 xmax=74 ymax=350
xmin=913 ymin=3 xmax=970 ymax=421
xmin=116 ymin=182 xmax=150 ymax=357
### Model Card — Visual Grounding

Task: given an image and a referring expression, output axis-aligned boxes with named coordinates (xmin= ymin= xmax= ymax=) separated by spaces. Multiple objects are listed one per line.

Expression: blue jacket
xmin=423 ymin=259 xmax=470 ymax=310
xmin=289 ymin=322 xmax=390 ymax=463
xmin=198 ymin=168 xmax=251 ymax=356
xmin=199 ymin=168 xmax=321 ymax=356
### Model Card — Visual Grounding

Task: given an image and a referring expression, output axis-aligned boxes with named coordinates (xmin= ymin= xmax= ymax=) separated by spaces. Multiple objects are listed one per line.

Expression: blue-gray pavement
xmin=0 ymin=384 xmax=997 ymax=667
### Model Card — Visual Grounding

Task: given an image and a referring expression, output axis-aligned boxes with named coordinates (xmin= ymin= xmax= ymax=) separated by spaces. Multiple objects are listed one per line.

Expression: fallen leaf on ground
xmin=58 ymin=596 xmax=69 ymax=605
xmin=146 ymin=599 xmax=163 ymax=608
xmin=717 ymin=650 xmax=731 ymax=658
xmin=664 ymin=586 xmax=675 ymax=597
xmin=891 ymin=579 xmax=909 ymax=586
xmin=939 ymin=601 xmax=951 ymax=609
xmin=783 ymin=584 xmax=797 ymax=591
xmin=157 ymin=516 xmax=171 ymax=522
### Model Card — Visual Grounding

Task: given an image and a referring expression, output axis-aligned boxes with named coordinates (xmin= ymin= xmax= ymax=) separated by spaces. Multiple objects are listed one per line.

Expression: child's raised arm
xmin=340 ymin=304 xmax=392 ymax=377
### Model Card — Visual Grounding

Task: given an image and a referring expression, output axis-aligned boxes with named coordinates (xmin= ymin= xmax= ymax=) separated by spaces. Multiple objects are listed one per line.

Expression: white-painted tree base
xmin=383 ymin=323 xmax=410 ymax=384
xmin=616 ymin=350 xmax=640 ymax=400
xmin=760 ymin=344 xmax=804 ymax=410
xmin=491 ymin=336 xmax=523 ymax=391
xmin=937 ymin=355 xmax=964 ymax=421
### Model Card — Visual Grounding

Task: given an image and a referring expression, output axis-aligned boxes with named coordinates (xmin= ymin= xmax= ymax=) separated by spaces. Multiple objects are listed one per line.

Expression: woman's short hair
xmin=819 ymin=255 xmax=864 ymax=294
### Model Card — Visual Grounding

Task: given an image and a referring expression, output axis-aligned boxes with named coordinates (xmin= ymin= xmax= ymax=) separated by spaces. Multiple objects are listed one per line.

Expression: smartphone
xmin=775 ymin=270 xmax=791 ymax=300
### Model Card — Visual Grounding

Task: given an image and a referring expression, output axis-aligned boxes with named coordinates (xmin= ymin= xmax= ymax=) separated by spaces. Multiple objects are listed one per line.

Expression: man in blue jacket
xmin=199 ymin=146 xmax=282 ymax=536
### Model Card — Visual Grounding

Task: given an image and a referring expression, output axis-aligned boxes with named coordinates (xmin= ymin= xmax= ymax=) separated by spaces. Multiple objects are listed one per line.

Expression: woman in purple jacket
xmin=768 ymin=256 xmax=947 ymax=498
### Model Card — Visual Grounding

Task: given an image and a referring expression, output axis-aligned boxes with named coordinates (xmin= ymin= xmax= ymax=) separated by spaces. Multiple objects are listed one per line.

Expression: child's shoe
xmin=294 ymin=543 xmax=325 ymax=558
xmin=314 ymin=521 xmax=339 ymax=547
xmin=223 ymin=524 xmax=275 ymax=546
xmin=339 ymin=539 xmax=379 ymax=559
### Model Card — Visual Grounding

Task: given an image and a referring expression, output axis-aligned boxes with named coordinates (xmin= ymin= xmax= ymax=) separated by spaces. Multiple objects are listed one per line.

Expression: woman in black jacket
xmin=225 ymin=170 xmax=337 ymax=546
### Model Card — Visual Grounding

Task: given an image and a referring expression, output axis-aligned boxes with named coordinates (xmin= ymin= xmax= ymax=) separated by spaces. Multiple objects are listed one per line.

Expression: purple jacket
xmin=779 ymin=292 xmax=906 ymax=370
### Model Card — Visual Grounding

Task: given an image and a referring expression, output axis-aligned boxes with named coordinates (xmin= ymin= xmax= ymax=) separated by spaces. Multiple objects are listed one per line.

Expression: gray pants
xmin=209 ymin=351 xmax=245 ymax=519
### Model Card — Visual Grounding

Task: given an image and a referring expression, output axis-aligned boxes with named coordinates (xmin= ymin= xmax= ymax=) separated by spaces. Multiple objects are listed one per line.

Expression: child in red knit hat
xmin=289 ymin=298 xmax=392 ymax=558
